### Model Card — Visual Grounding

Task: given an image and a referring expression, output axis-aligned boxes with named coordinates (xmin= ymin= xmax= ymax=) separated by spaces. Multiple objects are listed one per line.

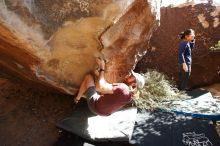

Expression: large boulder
xmin=137 ymin=1 xmax=220 ymax=88
xmin=0 ymin=0 xmax=160 ymax=94
xmin=101 ymin=0 xmax=160 ymax=83
xmin=1 ymin=0 xmax=219 ymax=94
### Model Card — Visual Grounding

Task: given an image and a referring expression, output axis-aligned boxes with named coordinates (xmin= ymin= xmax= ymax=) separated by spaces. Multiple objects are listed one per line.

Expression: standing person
xmin=178 ymin=29 xmax=195 ymax=90
xmin=74 ymin=58 xmax=145 ymax=116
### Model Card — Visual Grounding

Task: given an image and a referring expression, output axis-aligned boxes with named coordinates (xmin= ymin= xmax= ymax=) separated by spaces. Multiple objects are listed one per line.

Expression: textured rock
xmin=201 ymin=83 xmax=220 ymax=99
xmin=136 ymin=3 xmax=220 ymax=88
xmin=1 ymin=0 xmax=219 ymax=94
xmin=0 ymin=0 xmax=159 ymax=94
xmin=101 ymin=0 xmax=159 ymax=82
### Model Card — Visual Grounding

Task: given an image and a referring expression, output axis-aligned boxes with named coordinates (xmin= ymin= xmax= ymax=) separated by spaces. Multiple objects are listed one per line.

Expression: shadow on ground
xmin=54 ymin=131 xmax=133 ymax=146
xmin=0 ymin=77 xmax=219 ymax=146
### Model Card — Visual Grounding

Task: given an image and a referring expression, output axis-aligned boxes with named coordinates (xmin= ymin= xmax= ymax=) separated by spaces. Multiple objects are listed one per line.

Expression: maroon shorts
xmin=84 ymin=83 xmax=132 ymax=116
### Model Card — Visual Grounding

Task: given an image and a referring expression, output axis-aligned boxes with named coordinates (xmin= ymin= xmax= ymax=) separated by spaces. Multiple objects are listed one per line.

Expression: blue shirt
xmin=178 ymin=40 xmax=195 ymax=65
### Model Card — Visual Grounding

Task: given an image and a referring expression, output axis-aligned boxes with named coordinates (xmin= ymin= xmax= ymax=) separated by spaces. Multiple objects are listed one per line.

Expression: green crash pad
xmin=56 ymin=99 xmax=137 ymax=142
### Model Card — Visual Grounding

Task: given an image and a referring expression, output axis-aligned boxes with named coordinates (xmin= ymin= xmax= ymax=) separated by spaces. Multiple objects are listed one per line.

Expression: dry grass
xmin=133 ymin=70 xmax=190 ymax=110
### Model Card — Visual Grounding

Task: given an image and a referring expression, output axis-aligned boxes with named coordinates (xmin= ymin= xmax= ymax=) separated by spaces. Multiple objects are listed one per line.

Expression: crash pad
xmin=165 ymin=89 xmax=220 ymax=121
xmin=56 ymin=99 xmax=137 ymax=142
xmin=130 ymin=110 xmax=220 ymax=146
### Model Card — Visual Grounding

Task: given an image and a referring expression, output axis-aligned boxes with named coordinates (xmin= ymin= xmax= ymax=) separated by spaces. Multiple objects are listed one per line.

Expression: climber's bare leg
xmin=95 ymin=58 xmax=113 ymax=94
xmin=74 ymin=74 xmax=95 ymax=103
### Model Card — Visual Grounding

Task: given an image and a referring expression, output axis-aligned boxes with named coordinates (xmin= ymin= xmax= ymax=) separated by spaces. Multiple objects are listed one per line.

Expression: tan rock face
xmin=201 ymin=83 xmax=220 ymax=99
xmin=0 ymin=0 xmax=159 ymax=94
xmin=136 ymin=3 xmax=220 ymax=88
xmin=101 ymin=0 xmax=159 ymax=83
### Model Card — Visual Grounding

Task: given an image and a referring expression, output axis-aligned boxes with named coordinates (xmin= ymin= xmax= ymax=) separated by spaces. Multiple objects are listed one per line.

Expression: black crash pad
xmin=130 ymin=110 xmax=220 ymax=146
xmin=56 ymin=96 xmax=220 ymax=145
xmin=56 ymin=99 xmax=137 ymax=142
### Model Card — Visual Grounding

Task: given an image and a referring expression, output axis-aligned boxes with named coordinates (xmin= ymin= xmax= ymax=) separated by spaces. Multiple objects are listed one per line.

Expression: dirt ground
xmin=0 ymin=77 xmax=220 ymax=146
xmin=0 ymin=77 xmax=75 ymax=146
xmin=0 ymin=77 xmax=132 ymax=146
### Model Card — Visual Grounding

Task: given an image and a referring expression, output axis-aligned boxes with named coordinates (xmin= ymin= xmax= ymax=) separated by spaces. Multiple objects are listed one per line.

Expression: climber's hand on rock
xmin=96 ymin=57 xmax=105 ymax=70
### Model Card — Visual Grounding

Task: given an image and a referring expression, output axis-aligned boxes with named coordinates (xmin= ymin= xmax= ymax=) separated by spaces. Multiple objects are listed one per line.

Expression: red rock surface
xmin=137 ymin=4 xmax=220 ymax=88
xmin=1 ymin=0 xmax=219 ymax=93
xmin=1 ymin=1 xmax=220 ymax=145
xmin=0 ymin=0 xmax=159 ymax=94
xmin=101 ymin=0 xmax=159 ymax=83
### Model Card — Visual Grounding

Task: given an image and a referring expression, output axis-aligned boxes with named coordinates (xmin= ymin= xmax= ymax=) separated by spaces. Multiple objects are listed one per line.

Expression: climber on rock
xmin=74 ymin=57 xmax=145 ymax=116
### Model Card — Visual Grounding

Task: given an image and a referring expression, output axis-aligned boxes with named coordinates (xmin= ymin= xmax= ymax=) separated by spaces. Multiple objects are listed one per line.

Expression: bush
xmin=209 ymin=41 xmax=220 ymax=51
xmin=133 ymin=70 xmax=189 ymax=110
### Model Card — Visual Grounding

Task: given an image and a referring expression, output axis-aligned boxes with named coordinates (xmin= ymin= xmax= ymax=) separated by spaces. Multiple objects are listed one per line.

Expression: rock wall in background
xmin=136 ymin=2 xmax=220 ymax=88
xmin=0 ymin=0 xmax=159 ymax=94
xmin=0 ymin=0 xmax=219 ymax=94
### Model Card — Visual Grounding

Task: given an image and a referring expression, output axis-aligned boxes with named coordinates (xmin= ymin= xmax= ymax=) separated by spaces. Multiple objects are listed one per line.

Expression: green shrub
xmin=209 ymin=41 xmax=220 ymax=51
xmin=133 ymin=70 xmax=190 ymax=110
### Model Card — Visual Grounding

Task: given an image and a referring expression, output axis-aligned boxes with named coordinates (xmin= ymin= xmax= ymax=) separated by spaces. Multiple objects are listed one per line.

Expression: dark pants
xmin=178 ymin=64 xmax=191 ymax=90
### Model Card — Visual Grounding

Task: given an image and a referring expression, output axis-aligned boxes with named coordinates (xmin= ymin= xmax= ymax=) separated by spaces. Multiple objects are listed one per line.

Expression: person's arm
xmin=95 ymin=58 xmax=114 ymax=94
xmin=182 ymin=63 xmax=188 ymax=72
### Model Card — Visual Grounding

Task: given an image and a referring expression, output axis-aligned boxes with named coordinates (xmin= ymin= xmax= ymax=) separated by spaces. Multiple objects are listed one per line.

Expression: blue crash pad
xmin=165 ymin=89 xmax=220 ymax=121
